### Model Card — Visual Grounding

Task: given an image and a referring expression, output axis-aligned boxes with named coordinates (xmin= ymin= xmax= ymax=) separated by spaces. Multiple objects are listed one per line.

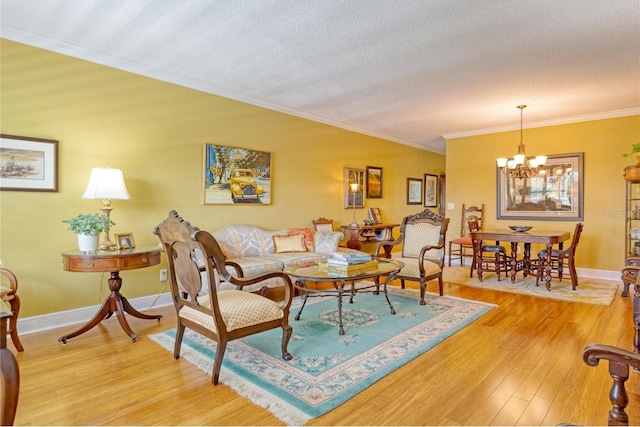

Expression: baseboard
xmin=17 ymin=292 xmax=173 ymax=336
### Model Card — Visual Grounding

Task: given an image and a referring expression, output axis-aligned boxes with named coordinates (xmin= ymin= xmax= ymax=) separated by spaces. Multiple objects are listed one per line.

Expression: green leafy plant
xmin=62 ymin=213 xmax=114 ymax=235
xmin=622 ymin=142 xmax=640 ymax=159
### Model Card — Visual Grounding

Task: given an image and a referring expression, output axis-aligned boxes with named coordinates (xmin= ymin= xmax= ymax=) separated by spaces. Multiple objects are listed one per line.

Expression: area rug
xmin=443 ymin=266 xmax=618 ymax=306
xmin=149 ymin=288 xmax=495 ymax=425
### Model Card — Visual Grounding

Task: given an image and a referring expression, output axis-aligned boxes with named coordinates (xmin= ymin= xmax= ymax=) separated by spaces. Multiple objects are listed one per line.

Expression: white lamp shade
xmin=82 ymin=167 xmax=130 ymax=200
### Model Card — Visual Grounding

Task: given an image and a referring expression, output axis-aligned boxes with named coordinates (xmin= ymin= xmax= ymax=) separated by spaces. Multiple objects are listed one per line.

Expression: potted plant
xmin=63 ymin=213 xmax=115 ymax=252
xmin=623 ymin=142 xmax=640 ymax=162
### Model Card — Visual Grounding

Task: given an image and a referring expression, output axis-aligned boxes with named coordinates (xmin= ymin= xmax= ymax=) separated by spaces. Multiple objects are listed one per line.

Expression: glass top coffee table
xmin=284 ymin=258 xmax=404 ymax=335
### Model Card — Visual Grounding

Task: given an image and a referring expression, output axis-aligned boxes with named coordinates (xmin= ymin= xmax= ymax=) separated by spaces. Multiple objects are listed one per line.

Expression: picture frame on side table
xmin=497 ymin=152 xmax=584 ymax=220
xmin=365 ymin=166 xmax=383 ymax=199
xmin=0 ymin=134 xmax=59 ymax=192
xmin=344 ymin=167 xmax=365 ymax=209
xmin=115 ymin=233 xmax=136 ymax=250
xmin=407 ymin=178 xmax=423 ymax=205
xmin=424 ymin=174 xmax=438 ymax=207
xmin=368 ymin=207 xmax=382 ymax=224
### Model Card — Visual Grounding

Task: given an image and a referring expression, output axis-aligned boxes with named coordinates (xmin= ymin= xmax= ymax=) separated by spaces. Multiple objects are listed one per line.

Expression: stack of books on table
xmin=319 ymin=251 xmax=378 ymax=275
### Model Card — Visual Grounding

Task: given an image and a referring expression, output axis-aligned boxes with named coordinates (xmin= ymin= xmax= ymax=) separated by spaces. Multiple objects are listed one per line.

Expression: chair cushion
xmin=451 ymin=237 xmax=472 ymax=245
xmin=179 ymin=290 xmax=284 ymax=333
xmin=403 ymin=222 xmax=442 ymax=258
xmin=538 ymin=248 xmax=564 ymax=257
xmin=393 ymin=256 xmax=442 ymax=279
xmin=482 ymin=245 xmax=505 ymax=253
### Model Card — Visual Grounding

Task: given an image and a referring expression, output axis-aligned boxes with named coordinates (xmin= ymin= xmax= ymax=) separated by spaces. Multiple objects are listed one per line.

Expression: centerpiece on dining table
xmin=508 ymin=225 xmax=533 ymax=232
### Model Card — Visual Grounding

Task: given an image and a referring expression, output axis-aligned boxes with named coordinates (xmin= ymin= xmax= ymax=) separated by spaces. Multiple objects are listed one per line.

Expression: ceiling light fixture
xmin=496 ymin=105 xmax=547 ymax=179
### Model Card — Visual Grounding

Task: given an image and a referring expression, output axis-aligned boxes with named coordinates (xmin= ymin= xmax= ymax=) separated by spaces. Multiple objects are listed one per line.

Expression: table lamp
xmin=82 ymin=166 xmax=130 ymax=251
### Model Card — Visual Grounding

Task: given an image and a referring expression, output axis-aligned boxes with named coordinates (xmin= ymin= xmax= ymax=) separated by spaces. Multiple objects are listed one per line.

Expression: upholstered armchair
xmin=374 ymin=209 xmax=449 ymax=305
xmin=154 ymin=210 xmax=294 ymax=385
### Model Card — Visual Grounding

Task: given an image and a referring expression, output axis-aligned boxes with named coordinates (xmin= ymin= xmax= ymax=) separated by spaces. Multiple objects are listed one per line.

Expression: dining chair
xmin=374 ymin=209 xmax=449 ymax=305
xmin=154 ymin=210 xmax=294 ymax=385
xmin=468 ymin=220 xmax=508 ymax=282
xmin=0 ymin=268 xmax=24 ymax=352
xmin=535 ymin=222 xmax=583 ymax=290
xmin=448 ymin=204 xmax=484 ymax=267
xmin=620 ymin=256 xmax=640 ymax=297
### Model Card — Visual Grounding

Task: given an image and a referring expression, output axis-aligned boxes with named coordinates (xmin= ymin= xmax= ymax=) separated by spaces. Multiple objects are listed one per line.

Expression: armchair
xmin=0 ymin=268 xmax=23 ymax=352
xmin=153 ymin=210 xmax=294 ymax=385
xmin=374 ymin=209 xmax=449 ymax=305
xmin=621 ymin=257 xmax=640 ymax=297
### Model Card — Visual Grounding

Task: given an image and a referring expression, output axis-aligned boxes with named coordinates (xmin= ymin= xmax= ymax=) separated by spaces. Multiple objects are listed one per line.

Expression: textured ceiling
xmin=2 ymin=0 xmax=639 ymax=154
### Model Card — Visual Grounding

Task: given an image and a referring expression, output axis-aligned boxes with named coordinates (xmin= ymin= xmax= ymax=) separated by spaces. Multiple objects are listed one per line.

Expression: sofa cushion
xmin=287 ymin=227 xmax=315 ymax=251
xmin=314 ymin=231 xmax=343 ymax=253
xmin=273 ymin=233 xmax=307 ymax=253
xmin=213 ymin=224 xmax=284 ymax=258
xmin=225 ymin=256 xmax=284 ymax=278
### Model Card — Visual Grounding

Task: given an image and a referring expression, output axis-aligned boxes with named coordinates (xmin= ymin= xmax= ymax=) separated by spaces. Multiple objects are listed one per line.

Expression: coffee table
xmin=284 ymin=258 xmax=404 ymax=335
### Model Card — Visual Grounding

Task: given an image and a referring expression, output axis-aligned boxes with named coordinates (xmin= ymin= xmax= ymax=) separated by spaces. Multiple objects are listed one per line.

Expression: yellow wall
xmin=0 ymin=40 xmax=444 ymax=317
xmin=446 ymin=115 xmax=640 ymax=271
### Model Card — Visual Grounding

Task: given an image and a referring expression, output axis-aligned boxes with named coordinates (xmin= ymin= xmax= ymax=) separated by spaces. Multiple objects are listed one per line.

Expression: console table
xmin=340 ymin=223 xmax=400 ymax=257
xmin=59 ymin=246 xmax=162 ymax=343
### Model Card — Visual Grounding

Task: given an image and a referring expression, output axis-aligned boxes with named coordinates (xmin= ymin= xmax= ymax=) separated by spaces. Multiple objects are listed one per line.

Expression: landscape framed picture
xmin=407 ymin=177 xmax=423 ymax=205
xmin=497 ymin=152 xmax=584 ymax=220
xmin=365 ymin=166 xmax=383 ymax=199
xmin=203 ymin=144 xmax=272 ymax=205
xmin=424 ymin=174 xmax=438 ymax=207
xmin=0 ymin=134 xmax=59 ymax=192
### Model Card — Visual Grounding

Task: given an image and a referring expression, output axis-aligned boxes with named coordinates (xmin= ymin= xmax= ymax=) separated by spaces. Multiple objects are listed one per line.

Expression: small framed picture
xmin=368 ymin=207 xmax=383 ymax=224
xmin=115 ymin=233 xmax=135 ymax=250
xmin=407 ymin=178 xmax=423 ymax=205
xmin=365 ymin=166 xmax=383 ymax=199
xmin=424 ymin=174 xmax=438 ymax=207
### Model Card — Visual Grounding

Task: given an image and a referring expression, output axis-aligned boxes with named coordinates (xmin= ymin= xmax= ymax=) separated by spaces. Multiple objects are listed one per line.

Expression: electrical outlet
xmin=159 ymin=269 xmax=167 ymax=281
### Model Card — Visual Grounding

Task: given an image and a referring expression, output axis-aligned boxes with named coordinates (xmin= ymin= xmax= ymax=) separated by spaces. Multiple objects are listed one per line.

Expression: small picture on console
xmin=115 ymin=232 xmax=135 ymax=250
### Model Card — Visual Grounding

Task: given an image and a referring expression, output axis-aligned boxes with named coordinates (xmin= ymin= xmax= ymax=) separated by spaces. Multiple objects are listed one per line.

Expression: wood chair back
xmin=312 ymin=217 xmax=334 ymax=232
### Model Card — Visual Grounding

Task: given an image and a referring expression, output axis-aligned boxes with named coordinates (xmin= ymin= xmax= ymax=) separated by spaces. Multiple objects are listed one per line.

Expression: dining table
xmin=469 ymin=228 xmax=571 ymax=290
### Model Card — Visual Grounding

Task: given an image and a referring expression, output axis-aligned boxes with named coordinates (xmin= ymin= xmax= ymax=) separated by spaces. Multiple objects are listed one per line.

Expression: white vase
xmin=77 ymin=233 xmax=99 ymax=252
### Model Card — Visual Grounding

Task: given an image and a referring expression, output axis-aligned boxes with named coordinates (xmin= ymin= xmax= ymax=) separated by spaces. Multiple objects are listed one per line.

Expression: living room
xmin=1 ymin=2 xmax=640 ymax=425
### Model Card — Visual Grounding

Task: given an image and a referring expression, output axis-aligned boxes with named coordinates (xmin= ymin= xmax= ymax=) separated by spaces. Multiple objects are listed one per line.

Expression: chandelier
xmin=496 ymin=105 xmax=547 ymax=179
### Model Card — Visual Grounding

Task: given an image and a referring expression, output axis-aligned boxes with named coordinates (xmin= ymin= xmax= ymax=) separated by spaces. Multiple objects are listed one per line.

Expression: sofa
xmin=211 ymin=224 xmax=345 ymax=291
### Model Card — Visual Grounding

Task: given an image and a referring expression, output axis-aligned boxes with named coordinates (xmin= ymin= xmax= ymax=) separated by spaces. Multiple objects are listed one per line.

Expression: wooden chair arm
xmin=584 ymin=343 xmax=640 ymax=370
xmin=373 ymin=238 xmax=402 ymax=257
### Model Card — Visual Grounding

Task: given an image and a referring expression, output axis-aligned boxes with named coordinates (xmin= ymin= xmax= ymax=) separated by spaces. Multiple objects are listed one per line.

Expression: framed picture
xmin=497 ymin=152 xmax=584 ymax=220
xmin=365 ymin=166 xmax=383 ymax=199
xmin=424 ymin=174 xmax=438 ymax=207
xmin=368 ymin=207 xmax=382 ymax=224
xmin=407 ymin=178 xmax=423 ymax=205
xmin=115 ymin=233 xmax=136 ymax=250
xmin=0 ymin=134 xmax=59 ymax=192
xmin=203 ymin=144 xmax=271 ymax=205
xmin=344 ymin=167 xmax=365 ymax=209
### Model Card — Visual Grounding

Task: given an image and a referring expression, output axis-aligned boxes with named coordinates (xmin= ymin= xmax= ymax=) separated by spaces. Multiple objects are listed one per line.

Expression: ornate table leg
xmin=337 ymin=280 xmax=346 ymax=335
xmin=510 ymin=242 xmax=519 ymax=283
xmin=476 ymin=239 xmax=484 ymax=281
xmin=294 ymin=279 xmax=310 ymax=321
xmin=345 ymin=227 xmax=362 ymax=250
xmin=522 ymin=243 xmax=532 ymax=277
xmin=59 ymin=271 xmax=162 ymax=344
xmin=544 ymin=244 xmax=553 ymax=291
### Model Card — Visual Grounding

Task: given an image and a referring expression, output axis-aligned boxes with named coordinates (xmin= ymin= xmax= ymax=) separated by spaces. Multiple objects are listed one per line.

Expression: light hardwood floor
xmin=10 ymin=277 xmax=640 ymax=426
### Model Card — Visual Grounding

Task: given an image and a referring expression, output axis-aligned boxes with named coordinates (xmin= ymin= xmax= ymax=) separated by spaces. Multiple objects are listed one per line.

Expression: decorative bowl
xmin=508 ymin=225 xmax=533 ymax=232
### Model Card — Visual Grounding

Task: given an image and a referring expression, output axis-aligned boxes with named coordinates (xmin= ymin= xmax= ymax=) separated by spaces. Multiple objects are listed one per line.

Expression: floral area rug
xmin=149 ymin=287 xmax=495 ymax=425
xmin=443 ymin=266 xmax=618 ymax=306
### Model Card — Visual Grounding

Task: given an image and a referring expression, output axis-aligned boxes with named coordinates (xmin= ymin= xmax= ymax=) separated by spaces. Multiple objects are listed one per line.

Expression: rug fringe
xmin=149 ymin=332 xmax=311 ymax=426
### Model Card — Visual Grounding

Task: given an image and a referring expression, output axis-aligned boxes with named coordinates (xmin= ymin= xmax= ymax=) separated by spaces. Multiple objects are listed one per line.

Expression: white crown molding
xmin=442 ymin=108 xmax=640 ymax=140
